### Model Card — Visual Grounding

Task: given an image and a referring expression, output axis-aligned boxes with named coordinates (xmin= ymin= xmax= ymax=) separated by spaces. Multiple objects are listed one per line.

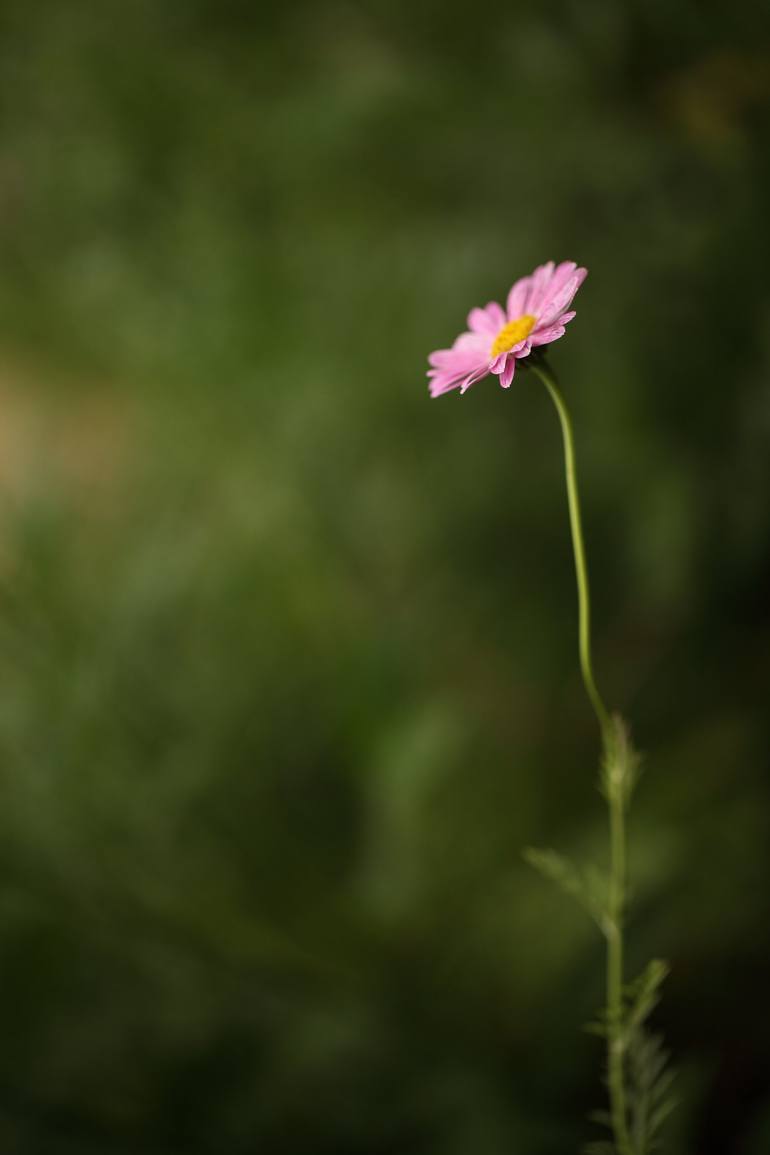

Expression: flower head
xmin=427 ymin=261 xmax=587 ymax=397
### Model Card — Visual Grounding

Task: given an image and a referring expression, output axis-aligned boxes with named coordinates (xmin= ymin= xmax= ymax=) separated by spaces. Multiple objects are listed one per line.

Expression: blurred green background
xmin=0 ymin=1 xmax=768 ymax=1152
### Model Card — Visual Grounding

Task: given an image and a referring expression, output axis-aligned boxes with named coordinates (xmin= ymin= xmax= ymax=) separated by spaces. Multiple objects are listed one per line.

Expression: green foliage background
xmin=0 ymin=1 xmax=768 ymax=1151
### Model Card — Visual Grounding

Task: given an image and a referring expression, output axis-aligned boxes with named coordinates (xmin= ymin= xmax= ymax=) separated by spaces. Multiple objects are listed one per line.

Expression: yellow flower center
xmin=490 ymin=314 xmax=536 ymax=358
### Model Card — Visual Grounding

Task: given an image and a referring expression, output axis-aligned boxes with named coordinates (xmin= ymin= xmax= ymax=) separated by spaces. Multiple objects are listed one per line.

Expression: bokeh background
xmin=0 ymin=2 xmax=768 ymax=1152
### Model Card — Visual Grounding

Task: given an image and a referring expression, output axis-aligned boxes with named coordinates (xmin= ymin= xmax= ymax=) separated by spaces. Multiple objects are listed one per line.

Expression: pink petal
xmin=484 ymin=301 xmax=507 ymax=330
xmin=546 ymin=261 xmax=578 ymax=297
xmin=537 ymin=268 xmax=587 ymax=327
xmin=467 ymin=305 xmax=502 ymax=334
xmin=429 ymin=377 xmax=458 ymax=397
xmin=453 ymin=331 xmax=491 ymax=354
xmin=428 ymin=349 xmax=456 ymax=368
xmin=428 ymin=344 xmax=493 ymax=394
xmin=559 ymin=310 xmax=576 ymax=325
xmin=530 ymin=325 xmax=566 ymax=347
xmin=459 ymin=362 xmax=493 ymax=395
xmin=534 ymin=261 xmax=579 ymax=318
xmin=490 ymin=353 xmax=507 ymax=374
xmin=506 ymin=276 xmax=531 ymax=319
xmin=428 ymin=334 xmax=486 ymax=371
xmin=499 ymin=356 xmax=516 ymax=389
xmin=525 ymin=262 xmax=555 ymax=314
xmin=536 ymin=262 xmax=584 ymax=321
xmin=513 ymin=339 xmax=532 ymax=358
xmin=429 ymin=367 xmax=475 ymax=395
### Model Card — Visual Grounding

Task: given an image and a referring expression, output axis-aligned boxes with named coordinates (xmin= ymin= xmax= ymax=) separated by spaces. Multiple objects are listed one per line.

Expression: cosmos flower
xmin=427 ymin=261 xmax=587 ymax=397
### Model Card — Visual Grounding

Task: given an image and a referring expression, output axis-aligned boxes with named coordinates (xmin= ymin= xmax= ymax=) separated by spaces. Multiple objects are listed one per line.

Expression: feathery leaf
xmin=523 ymin=846 xmax=608 ymax=929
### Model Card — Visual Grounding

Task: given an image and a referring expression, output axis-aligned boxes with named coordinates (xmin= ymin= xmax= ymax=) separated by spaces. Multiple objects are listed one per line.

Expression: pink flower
xmin=427 ymin=261 xmax=587 ymax=397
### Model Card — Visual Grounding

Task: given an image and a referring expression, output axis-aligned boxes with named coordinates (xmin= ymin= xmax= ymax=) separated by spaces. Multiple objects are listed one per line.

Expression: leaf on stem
xmin=624 ymin=959 xmax=670 ymax=1035
xmin=625 ymin=961 xmax=676 ymax=1153
xmin=523 ymin=846 xmax=608 ymax=929
xmin=588 ymin=960 xmax=676 ymax=1154
xmin=628 ymin=1028 xmax=677 ymax=1154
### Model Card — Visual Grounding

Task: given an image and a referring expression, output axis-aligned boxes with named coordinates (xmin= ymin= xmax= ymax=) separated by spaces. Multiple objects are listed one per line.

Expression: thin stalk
xmin=528 ymin=360 xmax=610 ymax=735
xmin=529 ymin=359 xmax=633 ymax=1155
xmin=607 ymin=779 xmax=631 ymax=1155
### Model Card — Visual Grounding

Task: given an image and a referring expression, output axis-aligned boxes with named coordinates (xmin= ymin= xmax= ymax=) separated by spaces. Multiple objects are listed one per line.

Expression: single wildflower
xmin=427 ymin=260 xmax=673 ymax=1155
xmin=427 ymin=260 xmax=587 ymax=397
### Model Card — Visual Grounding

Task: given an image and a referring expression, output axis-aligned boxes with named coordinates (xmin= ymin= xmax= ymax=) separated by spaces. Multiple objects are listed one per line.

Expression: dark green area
xmin=0 ymin=1 xmax=768 ymax=1151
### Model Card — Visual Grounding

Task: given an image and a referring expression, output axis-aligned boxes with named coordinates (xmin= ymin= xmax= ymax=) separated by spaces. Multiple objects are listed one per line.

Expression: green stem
xmin=529 ymin=359 xmax=633 ymax=1155
xmin=607 ymin=778 xmax=632 ymax=1155
xmin=528 ymin=361 xmax=610 ymax=736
